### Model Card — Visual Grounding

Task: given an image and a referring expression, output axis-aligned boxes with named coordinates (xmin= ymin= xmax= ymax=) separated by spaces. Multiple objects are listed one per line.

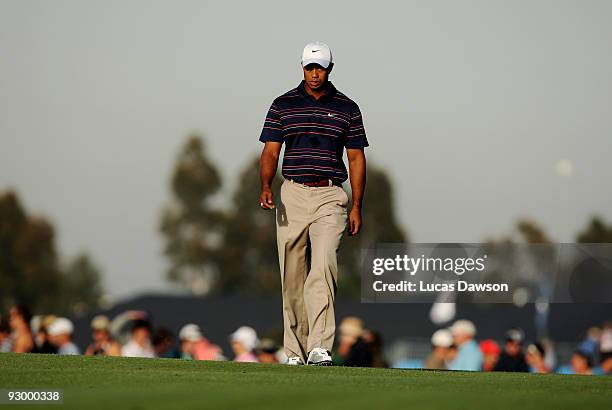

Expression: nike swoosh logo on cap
xmin=312 ymin=50 xmax=320 ymax=53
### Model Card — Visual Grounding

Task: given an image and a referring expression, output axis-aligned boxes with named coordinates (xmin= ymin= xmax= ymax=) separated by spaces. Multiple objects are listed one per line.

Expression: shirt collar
xmin=297 ymin=80 xmax=337 ymax=102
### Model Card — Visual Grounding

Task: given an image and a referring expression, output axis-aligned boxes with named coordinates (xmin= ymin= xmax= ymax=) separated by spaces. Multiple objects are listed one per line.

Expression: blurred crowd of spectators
xmin=413 ymin=319 xmax=612 ymax=375
xmin=1 ymin=304 xmax=610 ymax=375
xmin=0 ymin=304 xmax=287 ymax=364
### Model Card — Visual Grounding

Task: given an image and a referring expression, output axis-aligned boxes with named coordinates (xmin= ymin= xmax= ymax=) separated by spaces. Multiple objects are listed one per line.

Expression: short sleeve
xmin=259 ymin=102 xmax=284 ymax=144
xmin=345 ymin=107 xmax=369 ymax=149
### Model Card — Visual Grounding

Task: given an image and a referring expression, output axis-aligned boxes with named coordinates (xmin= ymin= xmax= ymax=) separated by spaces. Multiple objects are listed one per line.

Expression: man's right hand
xmin=259 ymin=142 xmax=281 ymax=210
xmin=259 ymin=187 xmax=275 ymax=210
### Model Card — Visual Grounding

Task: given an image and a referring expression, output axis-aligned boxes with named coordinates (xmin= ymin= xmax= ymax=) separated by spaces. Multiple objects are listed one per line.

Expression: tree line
xmin=2 ymin=134 xmax=611 ymax=313
xmin=0 ymin=191 xmax=102 ymax=314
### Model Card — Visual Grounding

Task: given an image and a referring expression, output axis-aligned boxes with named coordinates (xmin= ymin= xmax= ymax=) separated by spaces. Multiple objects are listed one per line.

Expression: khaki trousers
xmin=276 ymin=179 xmax=348 ymax=360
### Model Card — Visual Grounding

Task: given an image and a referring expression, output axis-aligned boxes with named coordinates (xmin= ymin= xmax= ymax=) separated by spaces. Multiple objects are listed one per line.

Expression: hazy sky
xmin=1 ymin=0 xmax=611 ymax=300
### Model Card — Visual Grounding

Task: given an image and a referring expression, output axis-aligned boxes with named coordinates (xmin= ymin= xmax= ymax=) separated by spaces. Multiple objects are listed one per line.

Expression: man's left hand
xmin=348 ymin=206 xmax=362 ymax=236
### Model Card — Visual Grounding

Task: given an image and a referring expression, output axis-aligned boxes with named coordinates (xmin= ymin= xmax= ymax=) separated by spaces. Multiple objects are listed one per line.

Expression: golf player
xmin=258 ymin=42 xmax=368 ymax=365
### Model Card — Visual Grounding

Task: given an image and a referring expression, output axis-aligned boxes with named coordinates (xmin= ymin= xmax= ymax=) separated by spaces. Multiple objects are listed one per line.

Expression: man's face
xmin=92 ymin=329 xmax=108 ymax=343
xmin=9 ymin=308 xmax=19 ymax=329
xmin=181 ymin=340 xmax=193 ymax=354
xmin=49 ymin=333 xmax=68 ymax=347
xmin=602 ymin=357 xmax=612 ymax=374
xmin=483 ymin=351 xmax=500 ymax=367
xmin=571 ymin=353 xmax=589 ymax=373
xmin=303 ymin=63 xmax=330 ymax=91
xmin=434 ymin=346 xmax=449 ymax=357
xmin=505 ymin=340 xmax=521 ymax=356
xmin=133 ymin=327 xmax=150 ymax=344
xmin=453 ymin=333 xmax=470 ymax=346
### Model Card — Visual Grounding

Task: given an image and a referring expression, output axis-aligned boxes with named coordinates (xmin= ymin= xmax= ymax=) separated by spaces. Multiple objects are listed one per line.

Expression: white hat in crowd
xmin=47 ymin=317 xmax=74 ymax=336
xmin=179 ymin=324 xmax=203 ymax=342
xmin=339 ymin=316 xmax=364 ymax=339
xmin=431 ymin=329 xmax=454 ymax=348
xmin=450 ymin=319 xmax=477 ymax=337
xmin=90 ymin=315 xmax=110 ymax=331
xmin=229 ymin=326 xmax=259 ymax=351
xmin=301 ymin=42 xmax=333 ymax=68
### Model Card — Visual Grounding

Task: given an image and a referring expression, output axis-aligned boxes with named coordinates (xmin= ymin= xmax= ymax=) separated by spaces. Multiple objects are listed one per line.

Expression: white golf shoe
xmin=306 ymin=348 xmax=333 ymax=366
xmin=287 ymin=356 xmax=304 ymax=365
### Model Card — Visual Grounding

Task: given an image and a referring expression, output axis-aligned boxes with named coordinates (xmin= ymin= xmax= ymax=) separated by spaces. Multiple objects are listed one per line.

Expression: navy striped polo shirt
xmin=259 ymin=80 xmax=369 ymax=184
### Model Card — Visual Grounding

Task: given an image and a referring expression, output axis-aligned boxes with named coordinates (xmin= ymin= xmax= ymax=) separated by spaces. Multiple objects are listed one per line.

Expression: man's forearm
xmin=260 ymin=150 xmax=279 ymax=189
xmin=348 ymin=151 xmax=366 ymax=208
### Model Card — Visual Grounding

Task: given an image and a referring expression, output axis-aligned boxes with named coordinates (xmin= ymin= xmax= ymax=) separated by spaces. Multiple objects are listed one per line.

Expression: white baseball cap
xmin=48 ymin=317 xmax=74 ymax=336
xmin=431 ymin=329 xmax=454 ymax=348
xmin=90 ymin=315 xmax=110 ymax=331
xmin=179 ymin=324 xmax=203 ymax=342
xmin=301 ymin=42 xmax=333 ymax=68
xmin=450 ymin=319 xmax=477 ymax=337
xmin=229 ymin=326 xmax=259 ymax=351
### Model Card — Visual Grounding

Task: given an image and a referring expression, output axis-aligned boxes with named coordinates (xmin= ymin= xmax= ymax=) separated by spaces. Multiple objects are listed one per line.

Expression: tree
xmin=484 ymin=218 xmax=551 ymax=244
xmin=0 ymin=190 xmax=103 ymax=314
xmin=480 ymin=218 xmax=554 ymax=305
xmin=576 ymin=216 xmax=612 ymax=243
xmin=215 ymin=157 xmax=282 ymax=293
xmin=0 ymin=191 xmax=63 ymax=312
xmin=516 ymin=219 xmax=551 ymax=244
xmin=0 ymin=190 xmax=28 ymax=309
xmin=337 ymin=164 xmax=407 ymax=297
xmin=61 ymin=253 xmax=103 ymax=315
xmin=159 ymin=135 xmax=223 ymax=294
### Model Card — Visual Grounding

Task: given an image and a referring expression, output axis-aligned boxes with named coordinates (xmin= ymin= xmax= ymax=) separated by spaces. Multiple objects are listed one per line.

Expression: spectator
xmin=363 ymin=330 xmax=388 ymax=368
xmin=84 ymin=315 xmax=121 ymax=357
xmin=229 ymin=326 xmax=259 ymax=363
xmin=9 ymin=304 xmax=34 ymax=353
xmin=48 ymin=318 xmax=80 ymax=355
xmin=479 ymin=339 xmax=501 ymax=372
xmin=578 ymin=326 xmax=601 ymax=358
xmin=446 ymin=344 xmax=458 ymax=366
xmin=525 ymin=342 xmax=551 ymax=374
xmin=569 ymin=350 xmax=594 ymax=375
xmin=336 ymin=317 xmax=362 ymax=364
xmin=179 ymin=324 xmax=223 ymax=361
xmin=424 ymin=329 xmax=453 ymax=370
xmin=153 ymin=327 xmax=180 ymax=359
xmin=255 ymin=339 xmax=280 ymax=364
xmin=599 ymin=323 xmax=612 ymax=375
xmin=599 ymin=352 xmax=612 ymax=375
xmin=121 ymin=319 xmax=155 ymax=358
xmin=449 ymin=320 xmax=483 ymax=371
xmin=31 ymin=315 xmax=57 ymax=354
xmin=599 ymin=322 xmax=612 ymax=357
xmin=0 ymin=318 xmax=11 ymax=352
xmin=335 ymin=317 xmax=372 ymax=367
xmin=494 ymin=328 xmax=529 ymax=372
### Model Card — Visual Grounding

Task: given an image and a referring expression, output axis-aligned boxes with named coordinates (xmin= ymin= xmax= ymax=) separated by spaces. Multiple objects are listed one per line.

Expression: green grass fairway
xmin=1 ymin=353 xmax=610 ymax=410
